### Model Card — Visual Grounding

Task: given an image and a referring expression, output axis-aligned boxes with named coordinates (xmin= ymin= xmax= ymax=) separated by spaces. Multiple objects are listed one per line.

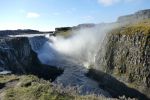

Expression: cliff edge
xmin=95 ymin=20 xmax=150 ymax=99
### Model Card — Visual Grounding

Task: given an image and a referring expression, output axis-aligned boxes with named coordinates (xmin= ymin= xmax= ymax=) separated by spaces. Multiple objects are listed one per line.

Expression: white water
xmin=29 ymin=37 xmax=110 ymax=96
xmin=8 ymin=33 xmax=50 ymax=38
xmin=29 ymin=24 xmax=121 ymax=96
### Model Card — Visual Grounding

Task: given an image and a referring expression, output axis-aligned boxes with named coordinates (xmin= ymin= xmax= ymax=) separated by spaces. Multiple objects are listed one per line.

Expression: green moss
xmin=112 ymin=20 xmax=150 ymax=35
xmin=4 ymin=88 xmax=16 ymax=100
xmin=19 ymin=75 xmax=39 ymax=87
xmin=3 ymin=75 xmax=73 ymax=100
xmin=1 ymin=75 xmax=112 ymax=100
xmin=56 ymin=30 xmax=73 ymax=38
xmin=0 ymin=75 xmax=19 ymax=83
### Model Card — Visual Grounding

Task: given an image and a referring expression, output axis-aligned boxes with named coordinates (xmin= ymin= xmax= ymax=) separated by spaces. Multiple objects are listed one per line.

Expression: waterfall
xmin=27 ymin=24 xmax=122 ymax=96
xmin=28 ymin=35 xmax=111 ymax=97
xmin=29 ymin=36 xmax=49 ymax=52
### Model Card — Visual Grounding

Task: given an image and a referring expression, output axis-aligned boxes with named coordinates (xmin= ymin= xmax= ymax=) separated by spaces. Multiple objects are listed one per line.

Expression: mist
xmin=39 ymin=23 xmax=121 ymax=68
xmin=29 ymin=23 xmax=123 ymax=94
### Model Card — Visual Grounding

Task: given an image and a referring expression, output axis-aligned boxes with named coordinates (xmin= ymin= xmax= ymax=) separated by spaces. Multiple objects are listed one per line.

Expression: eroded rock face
xmin=0 ymin=37 xmax=63 ymax=81
xmin=96 ymin=27 xmax=150 ymax=98
xmin=117 ymin=9 xmax=150 ymax=22
xmin=0 ymin=37 xmax=33 ymax=73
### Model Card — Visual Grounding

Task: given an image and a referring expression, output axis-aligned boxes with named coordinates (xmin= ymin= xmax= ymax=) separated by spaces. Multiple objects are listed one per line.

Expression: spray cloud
xmin=46 ymin=23 xmax=121 ymax=68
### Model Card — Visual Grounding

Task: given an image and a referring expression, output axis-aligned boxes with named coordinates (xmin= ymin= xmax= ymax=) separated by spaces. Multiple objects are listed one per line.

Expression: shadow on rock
xmin=86 ymin=69 xmax=150 ymax=100
xmin=0 ymin=83 xmax=5 ymax=89
xmin=0 ymin=37 xmax=63 ymax=82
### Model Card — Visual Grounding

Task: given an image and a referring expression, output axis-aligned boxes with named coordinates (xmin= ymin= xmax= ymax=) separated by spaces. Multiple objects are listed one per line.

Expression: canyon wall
xmin=95 ymin=21 xmax=150 ymax=98
xmin=0 ymin=37 xmax=63 ymax=80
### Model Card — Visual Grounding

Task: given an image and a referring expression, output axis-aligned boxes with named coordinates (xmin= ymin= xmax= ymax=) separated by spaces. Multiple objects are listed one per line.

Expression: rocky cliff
xmin=54 ymin=23 xmax=95 ymax=37
xmin=0 ymin=37 xmax=63 ymax=81
xmin=0 ymin=9 xmax=150 ymax=100
xmin=95 ymin=20 xmax=150 ymax=99
xmin=117 ymin=9 xmax=150 ymax=23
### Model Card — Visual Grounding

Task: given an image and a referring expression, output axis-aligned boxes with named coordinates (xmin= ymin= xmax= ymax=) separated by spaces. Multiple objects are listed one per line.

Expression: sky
xmin=0 ymin=0 xmax=150 ymax=31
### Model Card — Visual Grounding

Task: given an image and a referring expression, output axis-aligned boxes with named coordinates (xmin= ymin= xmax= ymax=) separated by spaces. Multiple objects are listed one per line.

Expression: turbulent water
xmin=29 ymin=35 xmax=111 ymax=97
xmin=28 ymin=25 xmax=122 ymax=96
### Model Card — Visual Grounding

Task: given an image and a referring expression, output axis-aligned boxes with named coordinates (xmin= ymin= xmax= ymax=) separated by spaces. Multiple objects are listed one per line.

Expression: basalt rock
xmin=0 ymin=37 xmax=63 ymax=81
xmin=95 ymin=21 xmax=150 ymax=98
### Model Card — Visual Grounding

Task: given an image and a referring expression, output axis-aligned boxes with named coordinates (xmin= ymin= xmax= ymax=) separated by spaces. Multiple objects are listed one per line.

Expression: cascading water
xmin=29 ymin=35 xmax=110 ymax=96
xmin=29 ymin=36 xmax=49 ymax=51
xmin=29 ymin=24 xmax=121 ymax=96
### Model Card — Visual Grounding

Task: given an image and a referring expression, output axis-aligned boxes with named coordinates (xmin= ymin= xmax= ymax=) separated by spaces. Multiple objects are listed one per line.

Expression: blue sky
xmin=0 ymin=0 xmax=150 ymax=31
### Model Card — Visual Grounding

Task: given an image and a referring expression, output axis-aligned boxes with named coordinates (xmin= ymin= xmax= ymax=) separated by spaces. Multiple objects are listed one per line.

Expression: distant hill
xmin=0 ymin=29 xmax=54 ymax=37
xmin=117 ymin=9 xmax=150 ymax=22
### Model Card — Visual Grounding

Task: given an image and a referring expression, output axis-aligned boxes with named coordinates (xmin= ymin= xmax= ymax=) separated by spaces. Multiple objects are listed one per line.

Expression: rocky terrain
xmin=1 ymin=74 xmax=131 ymax=100
xmin=95 ymin=19 xmax=150 ymax=99
xmin=54 ymin=23 xmax=95 ymax=37
xmin=0 ymin=9 xmax=150 ymax=100
xmin=117 ymin=9 xmax=150 ymax=23
xmin=0 ymin=37 xmax=63 ymax=80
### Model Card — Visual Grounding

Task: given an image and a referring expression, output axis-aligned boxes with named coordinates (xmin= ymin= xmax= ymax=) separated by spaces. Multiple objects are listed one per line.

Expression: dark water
xmin=29 ymin=36 xmax=110 ymax=97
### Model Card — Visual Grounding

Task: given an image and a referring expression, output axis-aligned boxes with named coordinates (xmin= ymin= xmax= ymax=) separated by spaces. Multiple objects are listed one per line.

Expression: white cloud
xmin=98 ymin=0 xmax=120 ymax=6
xmin=26 ymin=12 xmax=40 ymax=18
xmin=98 ymin=0 xmax=141 ymax=6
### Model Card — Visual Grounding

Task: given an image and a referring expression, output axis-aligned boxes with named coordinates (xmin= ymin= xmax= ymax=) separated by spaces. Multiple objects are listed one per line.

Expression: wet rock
xmin=87 ymin=69 xmax=150 ymax=100
xmin=0 ymin=37 xmax=63 ymax=81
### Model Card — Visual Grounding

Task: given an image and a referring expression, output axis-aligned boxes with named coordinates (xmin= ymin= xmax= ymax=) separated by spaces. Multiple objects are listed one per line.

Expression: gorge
xmin=0 ymin=9 xmax=150 ymax=100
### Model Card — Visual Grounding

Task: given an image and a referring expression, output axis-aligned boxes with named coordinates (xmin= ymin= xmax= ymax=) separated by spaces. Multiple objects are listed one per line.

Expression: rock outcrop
xmin=117 ymin=9 xmax=150 ymax=23
xmin=95 ymin=21 xmax=150 ymax=99
xmin=54 ymin=23 xmax=95 ymax=37
xmin=55 ymin=23 xmax=95 ymax=32
xmin=0 ymin=37 xmax=63 ymax=81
